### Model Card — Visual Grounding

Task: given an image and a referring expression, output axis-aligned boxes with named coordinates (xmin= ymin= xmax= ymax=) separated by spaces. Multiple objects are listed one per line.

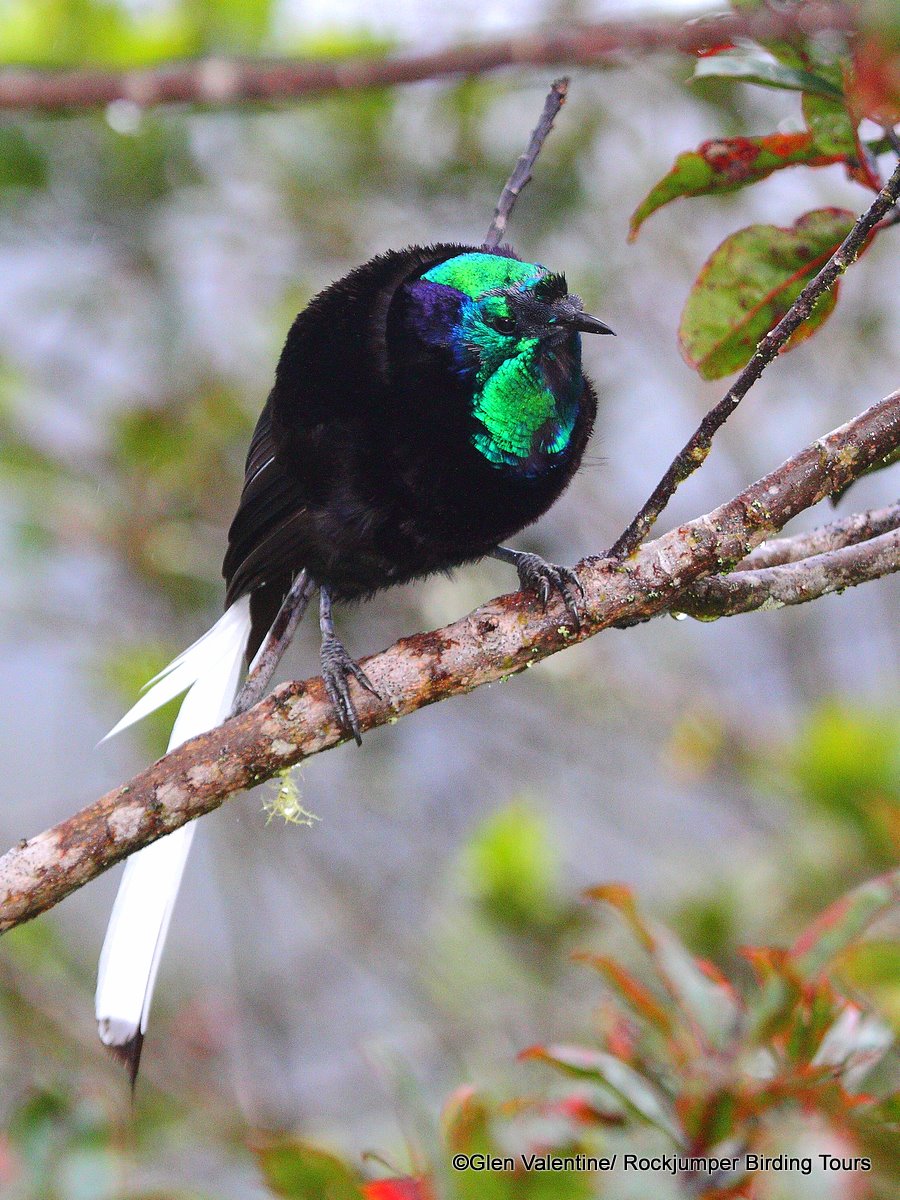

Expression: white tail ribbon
xmin=95 ymin=595 xmax=252 ymax=1049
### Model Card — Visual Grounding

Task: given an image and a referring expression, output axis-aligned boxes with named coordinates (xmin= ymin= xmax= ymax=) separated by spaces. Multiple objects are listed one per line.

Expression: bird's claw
xmin=320 ymin=636 xmax=379 ymax=746
xmin=515 ymin=553 xmax=584 ymax=626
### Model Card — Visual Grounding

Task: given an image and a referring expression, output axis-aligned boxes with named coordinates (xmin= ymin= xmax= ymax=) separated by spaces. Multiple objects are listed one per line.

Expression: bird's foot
xmin=320 ymin=635 xmax=379 ymax=746
xmin=508 ymin=550 xmax=584 ymax=626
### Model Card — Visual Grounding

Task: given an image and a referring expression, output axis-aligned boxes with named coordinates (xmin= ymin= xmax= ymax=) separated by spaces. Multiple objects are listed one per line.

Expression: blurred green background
xmin=0 ymin=1 xmax=897 ymax=1197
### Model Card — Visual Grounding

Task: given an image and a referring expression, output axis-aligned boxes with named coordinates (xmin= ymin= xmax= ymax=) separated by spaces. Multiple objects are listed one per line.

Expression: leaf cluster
xmin=249 ymin=875 xmax=897 ymax=1200
xmin=629 ymin=0 xmax=900 ymax=379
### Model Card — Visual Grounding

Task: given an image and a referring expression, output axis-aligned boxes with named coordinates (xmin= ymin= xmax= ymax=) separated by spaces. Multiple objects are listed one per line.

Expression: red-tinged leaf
xmin=695 ymin=956 xmax=733 ymax=989
xmin=791 ymin=869 xmax=900 ymax=980
xmin=600 ymin=1006 xmax=638 ymax=1063
xmin=679 ymin=208 xmax=855 ymax=380
xmin=549 ymin=1093 xmax=626 ymax=1127
xmin=572 ymin=952 xmax=673 ymax=1035
xmin=742 ymin=945 xmax=794 ymax=983
xmin=520 ymin=1044 xmax=680 ymax=1140
xmin=687 ymin=15 xmax=736 ymax=59
xmin=364 ymin=1180 xmax=432 ymax=1200
xmin=850 ymin=35 xmax=900 ymax=125
xmin=252 ymin=1135 xmax=364 ymax=1200
xmin=629 ymin=132 xmax=845 ymax=239
xmin=583 ymin=883 xmax=654 ymax=951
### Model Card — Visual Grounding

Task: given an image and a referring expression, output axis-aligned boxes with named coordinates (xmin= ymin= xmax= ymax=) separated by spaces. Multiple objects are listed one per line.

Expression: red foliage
xmin=364 ymin=1178 xmax=433 ymax=1200
xmin=851 ymin=38 xmax=900 ymax=125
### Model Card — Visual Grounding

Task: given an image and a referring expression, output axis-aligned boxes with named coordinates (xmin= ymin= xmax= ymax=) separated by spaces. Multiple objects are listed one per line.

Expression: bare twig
xmin=675 ymin=528 xmax=899 ymax=620
xmin=1 ymin=389 xmax=897 ymax=934
xmin=484 ymin=77 xmax=568 ymax=249
xmin=607 ymin=157 xmax=900 ymax=559
xmin=731 ymin=502 xmax=900 ymax=571
xmin=0 ymin=7 xmax=857 ymax=112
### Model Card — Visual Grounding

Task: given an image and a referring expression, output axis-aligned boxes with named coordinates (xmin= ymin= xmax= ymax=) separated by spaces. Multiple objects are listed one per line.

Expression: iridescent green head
xmin=407 ymin=251 xmax=613 ymax=476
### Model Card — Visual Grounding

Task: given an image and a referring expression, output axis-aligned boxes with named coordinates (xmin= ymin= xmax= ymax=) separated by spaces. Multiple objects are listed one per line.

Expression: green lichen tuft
xmin=263 ymin=767 xmax=320 ymax=828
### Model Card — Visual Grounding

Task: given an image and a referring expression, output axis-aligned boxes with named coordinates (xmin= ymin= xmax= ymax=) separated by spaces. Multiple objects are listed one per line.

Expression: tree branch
xmin=674 ymin=527 xmax=899 ymax=620
xmin=607 ymin=157 xmax=900 ymax=559
xmin=0 ymin=7 xmax=857 ymax=112
xmin=1 ymin=389 xmax=897 ymax=934
xmin=731 ymin=501 xmax=900 ymax=571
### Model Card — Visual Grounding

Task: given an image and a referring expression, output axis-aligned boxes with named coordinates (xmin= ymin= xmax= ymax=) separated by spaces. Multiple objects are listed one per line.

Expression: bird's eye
xmin=488 ymin=315 xmax=516 ymax=334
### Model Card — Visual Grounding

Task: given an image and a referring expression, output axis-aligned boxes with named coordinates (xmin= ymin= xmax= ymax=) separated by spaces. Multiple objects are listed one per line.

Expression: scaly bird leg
xmin=491 ymin=545 xmax=584 ymax=626
xmin=232 ymin=569 xmax=316 ymax=716
xmin=318 ymin=585 xmax=379 ymax=745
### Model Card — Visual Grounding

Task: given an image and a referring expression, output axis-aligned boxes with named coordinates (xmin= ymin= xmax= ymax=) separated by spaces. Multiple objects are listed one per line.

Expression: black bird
xmin=97 ymin=242 xmax=613 ymax=1075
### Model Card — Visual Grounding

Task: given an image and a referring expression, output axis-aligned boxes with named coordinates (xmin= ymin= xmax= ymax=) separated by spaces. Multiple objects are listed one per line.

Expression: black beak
xmin=571 ymin=311 xmax=615 ymax=336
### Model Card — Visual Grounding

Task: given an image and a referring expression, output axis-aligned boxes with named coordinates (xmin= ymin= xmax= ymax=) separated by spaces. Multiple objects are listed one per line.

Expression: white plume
xmin=95 ymin=595 xmax=251 ymax=1057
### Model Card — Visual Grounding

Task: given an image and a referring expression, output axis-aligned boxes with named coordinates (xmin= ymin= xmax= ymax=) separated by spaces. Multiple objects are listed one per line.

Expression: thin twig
xmin=483 ymin=77 xmax=568 ymax=249
xmin=675 ymin=528 xmax=900 ymax=620
xmin=231 ymin=569 xmax=315 ymax=716
xmin=1 ymin=389 xmax=897 ymax=933
xmin=607 ymin=157 xmax=900 ymax=560
xmin=0 ymin=7 xmax=857 ymax=112
xmin=731 ymin=502 xmax=900 ymax=571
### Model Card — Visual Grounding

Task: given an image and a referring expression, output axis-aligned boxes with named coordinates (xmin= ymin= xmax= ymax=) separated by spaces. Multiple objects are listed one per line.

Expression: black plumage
xmin=222 ymin=242 xmax=610 ymax=736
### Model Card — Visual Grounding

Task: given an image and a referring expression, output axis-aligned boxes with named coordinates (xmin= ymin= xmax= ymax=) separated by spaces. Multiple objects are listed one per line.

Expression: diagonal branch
xmin=607 ymin=158 xmax=900 ymax=559
xmin=1 ymin=389 xmax=897 ymax=935
xmin=0 ymin=7 xmax=857 ymax=112
xmin=484 ymin=76 xmax=568 ymax=249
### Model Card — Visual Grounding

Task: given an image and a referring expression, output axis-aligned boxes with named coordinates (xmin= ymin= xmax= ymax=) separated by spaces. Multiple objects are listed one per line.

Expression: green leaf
xmin=693 ymin=51 xmax=844 ymax=99
xmin=679 ymin=208 xmax=855 ymax=379
xmin=629 ymin=132 xmax=844 ymax=239
xmin=803 ymin=93 xmax=856 ymax=158
xmin=521 ymin=1045 xmax=681 ymax=1141
xmin=253 ymin=1136 xmax=364 ymax=1200
xmin=803 ymin=92 xmax=881 ymax=190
